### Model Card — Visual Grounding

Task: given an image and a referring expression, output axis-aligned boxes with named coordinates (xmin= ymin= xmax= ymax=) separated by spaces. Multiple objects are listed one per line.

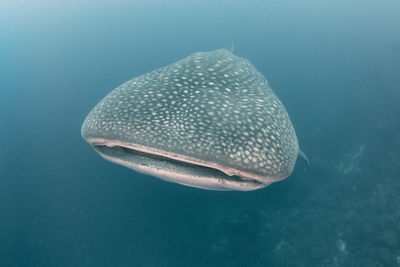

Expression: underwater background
xmin=1 ymin=0 xmax=400 ymax=266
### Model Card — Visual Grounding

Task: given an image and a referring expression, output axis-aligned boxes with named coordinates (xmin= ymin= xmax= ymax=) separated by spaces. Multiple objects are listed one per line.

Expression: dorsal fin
xmin=230 ymin=42 xmax=234 ymax=54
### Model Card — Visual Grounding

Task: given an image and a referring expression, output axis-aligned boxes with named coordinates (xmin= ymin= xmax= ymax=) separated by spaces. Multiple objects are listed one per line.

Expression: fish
xmin=81 ymin=49 xmax=307 ymax=191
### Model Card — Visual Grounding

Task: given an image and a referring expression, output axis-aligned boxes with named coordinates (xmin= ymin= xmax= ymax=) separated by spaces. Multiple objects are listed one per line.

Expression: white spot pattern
xmin=82 ymin=49 xmax=299 ymax=178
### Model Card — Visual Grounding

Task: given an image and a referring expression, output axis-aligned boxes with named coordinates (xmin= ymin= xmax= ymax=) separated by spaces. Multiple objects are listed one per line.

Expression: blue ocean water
xmin=1 ymin=0 xmax=400 ymax=266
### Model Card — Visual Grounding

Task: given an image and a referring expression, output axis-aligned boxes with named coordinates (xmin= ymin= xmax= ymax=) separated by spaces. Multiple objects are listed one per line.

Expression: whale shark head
xmin=81 ymin=49 xmax=300 ymax=191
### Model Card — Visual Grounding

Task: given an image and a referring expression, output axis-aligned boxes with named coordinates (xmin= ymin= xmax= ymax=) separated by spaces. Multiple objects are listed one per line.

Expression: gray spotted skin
xmin=82 ymin=49 xmax=300 ymax=189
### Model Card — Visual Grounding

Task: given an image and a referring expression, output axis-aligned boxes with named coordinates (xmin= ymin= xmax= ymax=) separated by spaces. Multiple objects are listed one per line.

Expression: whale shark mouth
xmin=90 ymin=141 xmax=267 ymax=191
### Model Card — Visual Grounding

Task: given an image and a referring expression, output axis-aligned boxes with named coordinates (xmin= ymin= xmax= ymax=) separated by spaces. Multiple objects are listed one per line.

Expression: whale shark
xmin=81 ymin=49 xmax=306 ymax=191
